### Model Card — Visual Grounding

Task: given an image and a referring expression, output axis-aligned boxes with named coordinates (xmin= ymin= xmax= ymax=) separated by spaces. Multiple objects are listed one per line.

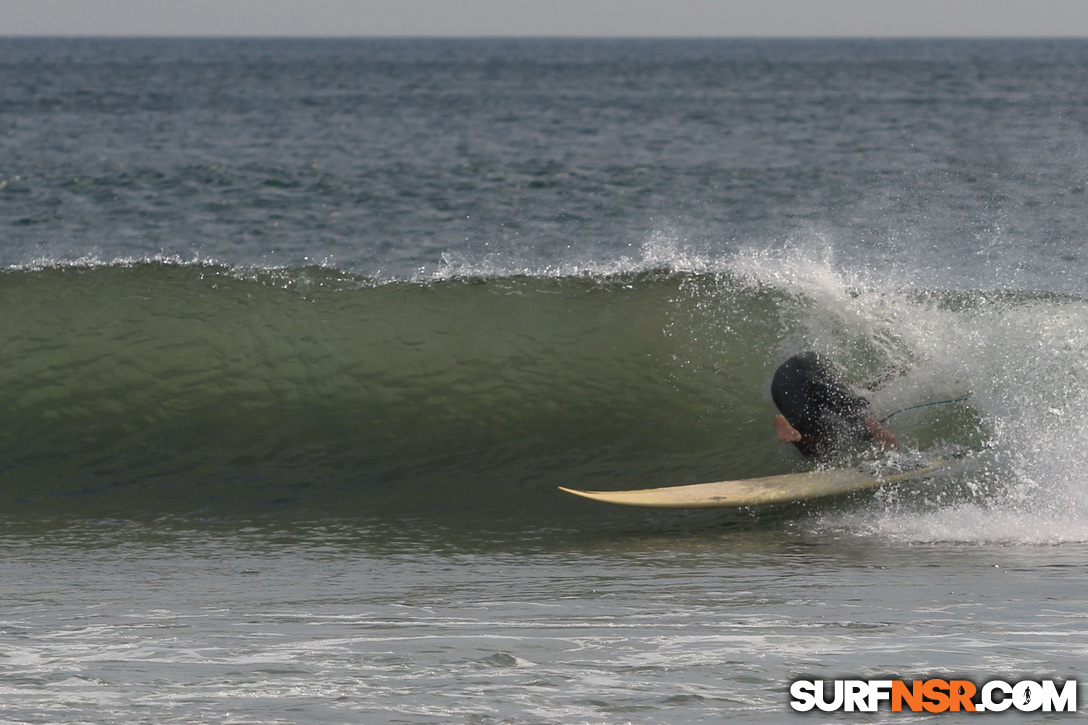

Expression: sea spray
xmin=725 ymin=247 xmax=1088 ymax=543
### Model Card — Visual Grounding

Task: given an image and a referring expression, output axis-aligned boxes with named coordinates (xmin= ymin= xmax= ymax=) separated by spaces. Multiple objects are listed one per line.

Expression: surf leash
xmin=879 ymin=395 xmax=970 ymax=424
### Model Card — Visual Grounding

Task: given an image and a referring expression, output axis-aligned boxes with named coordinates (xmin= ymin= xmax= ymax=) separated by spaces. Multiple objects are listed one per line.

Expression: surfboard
xmin=558 ymin=459 xmax=944 ymax=509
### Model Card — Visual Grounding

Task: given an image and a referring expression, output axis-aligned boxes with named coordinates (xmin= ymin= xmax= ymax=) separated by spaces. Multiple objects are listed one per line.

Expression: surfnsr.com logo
xmin=789 ymin=679 xmax=1077 ymax=713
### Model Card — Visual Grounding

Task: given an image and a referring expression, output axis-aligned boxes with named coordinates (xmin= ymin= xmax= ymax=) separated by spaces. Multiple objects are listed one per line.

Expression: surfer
xmin=771 ymin=351 xmax=899 ymax=459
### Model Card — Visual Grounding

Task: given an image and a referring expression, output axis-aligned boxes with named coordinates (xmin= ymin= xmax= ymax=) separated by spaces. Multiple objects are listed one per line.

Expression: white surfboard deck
xmin=558 ymin=459 xmax=945 ymax=509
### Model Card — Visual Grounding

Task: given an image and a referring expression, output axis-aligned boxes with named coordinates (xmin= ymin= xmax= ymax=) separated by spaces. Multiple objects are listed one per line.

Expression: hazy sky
xmin=4 ymin=0 xmax=1088 ymax=38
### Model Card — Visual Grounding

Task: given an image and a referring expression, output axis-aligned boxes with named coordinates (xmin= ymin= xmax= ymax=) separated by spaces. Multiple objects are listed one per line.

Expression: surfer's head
xmin=771 ymin=352 xmax=875 ymax=458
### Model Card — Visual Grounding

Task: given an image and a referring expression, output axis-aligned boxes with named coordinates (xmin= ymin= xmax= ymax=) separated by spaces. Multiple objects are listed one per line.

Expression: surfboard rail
xmin=558 ymin=459 xmax=945 ymax=509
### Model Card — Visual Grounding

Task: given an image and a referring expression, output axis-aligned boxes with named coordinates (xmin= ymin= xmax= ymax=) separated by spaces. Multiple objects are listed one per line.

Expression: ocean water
xmin=2 ymin=37 xmax=1088 ymax=723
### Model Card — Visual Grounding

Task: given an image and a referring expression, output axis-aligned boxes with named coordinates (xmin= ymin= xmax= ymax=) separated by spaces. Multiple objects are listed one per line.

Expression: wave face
xmin=4 ymin=254 xmax=1088 ymax=543
xmin=0 ymin=262 xmax=785 ymax=518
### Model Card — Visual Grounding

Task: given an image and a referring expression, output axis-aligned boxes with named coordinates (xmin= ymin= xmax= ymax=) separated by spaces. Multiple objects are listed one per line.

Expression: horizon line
xmin=3 ymin=33 xmax=1088 ymax=40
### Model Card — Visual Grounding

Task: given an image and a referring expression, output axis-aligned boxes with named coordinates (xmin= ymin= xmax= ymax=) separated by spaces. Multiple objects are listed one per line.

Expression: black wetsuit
xmin=771 ymin=352 xmax=874 ymax=458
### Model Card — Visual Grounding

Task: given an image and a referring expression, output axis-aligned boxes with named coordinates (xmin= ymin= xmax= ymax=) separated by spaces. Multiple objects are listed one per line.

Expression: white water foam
xmin=729 ymin=241 xmax=1088 ymax=544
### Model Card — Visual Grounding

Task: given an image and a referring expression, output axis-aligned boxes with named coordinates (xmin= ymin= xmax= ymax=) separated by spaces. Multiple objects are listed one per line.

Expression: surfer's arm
xmin=773 ymin=415 xmax=802 ymax=444
xmin=864 ymin=416 xmax=898 ymax=451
